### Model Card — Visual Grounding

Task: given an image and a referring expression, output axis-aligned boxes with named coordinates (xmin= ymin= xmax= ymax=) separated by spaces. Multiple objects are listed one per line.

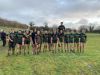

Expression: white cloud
xmin=0 ymin=0 xmax=100 ymax=27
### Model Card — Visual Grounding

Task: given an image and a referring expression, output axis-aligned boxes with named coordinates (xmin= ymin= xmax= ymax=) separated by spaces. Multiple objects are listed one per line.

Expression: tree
xmin=78 ymin=25 xmax=88 ymax=32
xmin=88 ymin=23 xmax=95 ymax=32
xmin=29 ymin=21 xmax=35 ymax=30
xmin=43 ymin=22 xmax=49 ymax=30
xmin=52 ymin=24 xmax=58 ymax=31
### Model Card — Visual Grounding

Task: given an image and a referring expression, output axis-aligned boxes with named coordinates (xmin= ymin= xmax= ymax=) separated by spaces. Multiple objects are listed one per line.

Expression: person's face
xmin=45 ymin=31 xmax=48 ymax=34
xmin=61 ymin=22 xmax=63 ymax=25
xmin=37 ymin=31 xmax=40 ymax=35
xmin=12 ymin=31 xmax=14 ymax=33
xmin=54 ymin=31 xmax=56 ymax=34
xmin=19 ymin=31 xmax=21 ymax=34
xmin=26 ymin=31 xmax=29 ymax=34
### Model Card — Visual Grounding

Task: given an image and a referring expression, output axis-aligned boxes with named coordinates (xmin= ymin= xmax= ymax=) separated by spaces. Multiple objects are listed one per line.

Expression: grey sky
xmin=0 ymin=0 xmax=100 ymax=28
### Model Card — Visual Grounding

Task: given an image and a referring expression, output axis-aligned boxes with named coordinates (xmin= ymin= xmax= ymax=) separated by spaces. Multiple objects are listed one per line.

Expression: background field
xmin=0 ymin=33 xmax=100 ymax=75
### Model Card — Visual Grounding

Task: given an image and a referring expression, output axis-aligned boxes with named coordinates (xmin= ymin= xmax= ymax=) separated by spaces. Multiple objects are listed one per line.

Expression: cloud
xmin=0 ymin=0 xmax=100 ymax=27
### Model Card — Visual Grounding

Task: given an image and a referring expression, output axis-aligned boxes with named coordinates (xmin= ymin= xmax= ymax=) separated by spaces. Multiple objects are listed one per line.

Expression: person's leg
xmin=76 ymin=43 xmax=79 ymax=53
xmin=72 ymin=42 xmax=75 ymax=53
xmin=16 ymin=43 xmax=22 ymax=55
xmin=7 ymin=48 xmax=11 ymax=56
xmin=58 ymin=41 xmax=60 ymax=52
xmin=11 ymin=43 xmax=15 ymax=55
xmin=80 ymin=43 xmax=82 ymax=53
xmin=4 ymin=39 xmax=6 ymax=46
xmin=27 ymin=44 xmax=30 ymax=54
xmin=74 ymin=43 xmax=76 ymax=52
xmin=19 ymin=44 xmax=22 ymax=55
xmin=59 ymin=42 xmax=61 ymax=52
xmin=12 ymin=46 xmax=15 ymax=55
xmin=52 ymin=43 xmax=55 ymax=53
xmin=38 ymin=44 xmax=41 ymax=54
xmin=42 ymin=43 xmax=45 ymax=52
xmin=61 ymin=42 xmax=64 ymax=53
xmin=23 ymin=44 xmax=26 ymax=55
xmin=36 ymin=44 xmax=40 ymax=54
xmin=44 ymin=43 xmax=48 ymax=52
xmin=82 ymin=43 xmax=85 ymax=53
xmin=32 ymin=44 xmax=35 ymax=54
xmin=39 ymin=43 xmax=42 ymax=53
xmin=64 ymin=43 xmax=68 ymax=52
xmin=7 ymin=43 xmax=11 ymax=56
xmin=55 ymin=43 xmax=57 ymax=53
xmin=67 ymin=43 xmax=70 ymax=52
xmin=44 ymin=43 xmax=46 ymax=52
xmin=48 ymin=43 xmax=52 ymax=51
xmin=70 ymin=43 xmax=74 ymax=52
xmin=2 ymin=39 xmax=5 ymax=47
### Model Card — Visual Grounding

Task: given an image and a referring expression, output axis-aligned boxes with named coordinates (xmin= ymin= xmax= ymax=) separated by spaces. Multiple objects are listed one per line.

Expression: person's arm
xmin=35 ymin=36 xmax=37 ymax=45
xmin=51 ymin=37 xmax=53 ymax=44
xmin=22 ymin=35 xmax=25 ymax=45
xmin=8 ymin=35 xmax=13 ymax=42
xmin=85 ymin=34 xmax=87 ymax=42
xmin=30 ymin=34 xmax=33 ymax=45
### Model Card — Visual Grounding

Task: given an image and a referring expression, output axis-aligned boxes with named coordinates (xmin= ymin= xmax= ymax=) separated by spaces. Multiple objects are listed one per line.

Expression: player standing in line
xmin=58 ymin=30 xmax=64 ymax=52
xmin=0 ymin=30 xmax=6 ymax=47
xmin=42 ymin=30 xmax=49 ymax=52
xmin=16 ymin=30 xmax=25 ymax=55
xmin=7 ymin=31 xmax=16 ymax=56
xmin=31 ymin=29 xmax=37 ymax=55
xmin=64 ymin=30 xmax=70 ymax=52
xmin=69 ymin=30 xmax=75 ymax=53
xmin=24 ymin=30 xmax=31 ymax=55
xmin=35 ymin=30 xmax=42 ymax=54
xmin=74 ymin=30 xmax=80 ymax=53
xmin=51 ymin=30 xmax=58 ymax=53
xmin=58 ymin=22 xmax=65 ymax=32
xmin=79 ymin=30 xmax=87 ymax=53
xmin=48 ymin=31 xmax=52 ymax=52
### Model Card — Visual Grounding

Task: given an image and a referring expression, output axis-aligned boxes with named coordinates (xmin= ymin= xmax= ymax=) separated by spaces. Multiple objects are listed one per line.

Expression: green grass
xmin=0 ymin=33 xmax=100 ymax=75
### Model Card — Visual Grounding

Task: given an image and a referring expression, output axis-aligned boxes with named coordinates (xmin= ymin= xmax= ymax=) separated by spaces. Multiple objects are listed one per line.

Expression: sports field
xmin=0 ymin=33 xmax=100 ymax=75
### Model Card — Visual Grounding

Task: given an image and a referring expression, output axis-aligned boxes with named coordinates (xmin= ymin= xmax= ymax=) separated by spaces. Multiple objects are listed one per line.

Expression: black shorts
xmin=17 ymin=42 xmax=22 ymax=45
xmin=53 ymin=40 xmax=57 ymax=43
xmin=9 ymin=42 xmax=16 ymax=49
xmin=48 ymin=41 xmax=51 ymax=43
xmin=43 ymin=41 xmax=48 ymax=43
xmin=80 ymin=40 xmax=86 ymax=43
xmin=25 ymin=40 xmax=30 ymax=44
xmin=32 ymin=40 xmax=35 ymax=44
xmin=65 ymin=41 xmax=69 ymax=43
xmin=59 ymin=38 xmax=63 ymax=42
xmin=74 ymin=40 xmax=79 ymax=43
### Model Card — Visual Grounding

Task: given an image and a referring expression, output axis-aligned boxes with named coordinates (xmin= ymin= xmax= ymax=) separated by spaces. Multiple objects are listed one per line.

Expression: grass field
xmin=0 ymin=33 xmax=100 ymax=75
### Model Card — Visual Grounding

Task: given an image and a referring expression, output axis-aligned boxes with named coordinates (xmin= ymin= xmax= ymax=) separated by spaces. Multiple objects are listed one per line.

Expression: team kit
xmin=7 ymin=28 xmax=87 ymax=56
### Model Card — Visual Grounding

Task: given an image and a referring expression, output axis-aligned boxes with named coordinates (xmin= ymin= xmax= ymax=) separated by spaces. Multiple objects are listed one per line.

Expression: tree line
xmin=0 ymin=17 xmax=100 ymax=33
xmin=0 ymin=18 xmax=28 ymax=29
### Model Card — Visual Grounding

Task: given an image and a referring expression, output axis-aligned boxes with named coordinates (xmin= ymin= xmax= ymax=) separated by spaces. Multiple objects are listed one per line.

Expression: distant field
xmin=0 ymin=33 xmax=100 ymax=75
xmin=0 ymin=26 xmax=25 ymax=32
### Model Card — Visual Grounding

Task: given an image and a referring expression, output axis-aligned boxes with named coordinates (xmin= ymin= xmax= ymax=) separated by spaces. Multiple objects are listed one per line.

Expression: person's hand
xmin=22 ymin=42 xmax=24 ymax=46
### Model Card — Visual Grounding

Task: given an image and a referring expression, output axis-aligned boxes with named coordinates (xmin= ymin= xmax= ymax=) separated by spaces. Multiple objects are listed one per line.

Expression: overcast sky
xmin=0 ymin=0 xmax=100 ymax=28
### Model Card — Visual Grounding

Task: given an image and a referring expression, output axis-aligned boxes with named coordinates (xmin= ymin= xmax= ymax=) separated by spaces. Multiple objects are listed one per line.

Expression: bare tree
xmin=78 ymin=25 xmax=88 ymax=32
xmin=88 ymin=23 xmax=95 ymax=32
xmin=29 ymin=21 xmax=35 ymax=30
xmin=52 ymin=24 xmax=58 ymax=31
xmin=43 ymin=22 xmax=49 ymax=30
